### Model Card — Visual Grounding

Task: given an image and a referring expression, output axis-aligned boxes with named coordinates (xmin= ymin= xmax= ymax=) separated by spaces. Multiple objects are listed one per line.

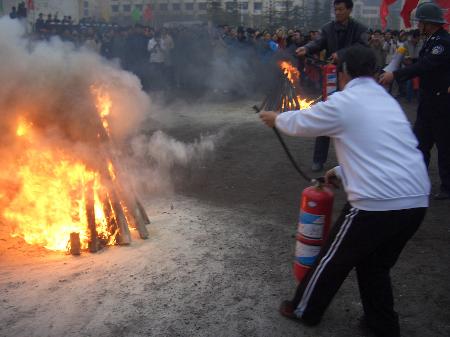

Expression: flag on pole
xmin=131 ymin=7 xmax=142 ymax=23
xmin=143 ymin=4 xmax=153 ymax=22
xmin=27 ymin=0 xmax=34 ymax=10
xmin=380 ymin=0 xmax=398 ymax=31
xmin=400 ymin=0 xmax=419 ymax=28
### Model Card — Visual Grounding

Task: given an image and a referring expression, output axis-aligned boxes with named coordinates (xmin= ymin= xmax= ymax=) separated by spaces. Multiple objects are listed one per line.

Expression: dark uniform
xmin=394 ymin=28 xmax=450 ymax=196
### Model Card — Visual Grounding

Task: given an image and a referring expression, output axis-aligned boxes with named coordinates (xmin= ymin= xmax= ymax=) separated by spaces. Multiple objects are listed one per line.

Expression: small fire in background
xmin=279 ymin=61 xmax=300 ymax=84
xmin=278 ymin=60 xmax=313 ymax=111
xmin=1 ymin=88 xmax=149 ymax=254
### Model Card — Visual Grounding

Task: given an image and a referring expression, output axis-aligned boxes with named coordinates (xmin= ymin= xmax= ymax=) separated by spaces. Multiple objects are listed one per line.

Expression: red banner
xmin=27 ymin=0 xmax=34 ymax=10
xmin=143 ymin=4 xmax=153 ymax=21
xmin=401 ymin=0 xmax=419 ymax=28
xmin=380 ymin=0 xmax=398 ymax=30
xmin=435 ymin=0 xmax=450 ymax=28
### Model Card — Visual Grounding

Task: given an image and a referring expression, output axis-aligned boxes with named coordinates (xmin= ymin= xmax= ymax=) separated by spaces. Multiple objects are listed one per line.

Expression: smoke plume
xmin=0 ymin=17 xmax=218 ymax=206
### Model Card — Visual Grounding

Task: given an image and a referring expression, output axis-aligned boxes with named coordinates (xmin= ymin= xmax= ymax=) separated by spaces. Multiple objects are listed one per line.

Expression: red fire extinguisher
xmin=321 ymin=63 xmax=337 ymax=100
xmin=294 ymin=179 xmax=334 ymax=283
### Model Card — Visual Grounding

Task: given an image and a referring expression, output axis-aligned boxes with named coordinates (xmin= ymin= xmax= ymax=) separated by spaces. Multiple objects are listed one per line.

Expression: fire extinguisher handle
xmin=313 ymin=176 xmax=340 ymax=189
xmin=312 ymin=176 xmax=325 ymax=183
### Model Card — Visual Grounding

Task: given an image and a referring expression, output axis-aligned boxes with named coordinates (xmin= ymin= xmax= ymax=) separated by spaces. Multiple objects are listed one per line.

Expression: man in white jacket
xmin=260 ymin=46 xmax=429 ymax=337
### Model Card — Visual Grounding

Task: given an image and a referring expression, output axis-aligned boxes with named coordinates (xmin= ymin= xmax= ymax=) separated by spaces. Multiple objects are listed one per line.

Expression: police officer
xmin=380 ymin=2 xmax=450 ymax=200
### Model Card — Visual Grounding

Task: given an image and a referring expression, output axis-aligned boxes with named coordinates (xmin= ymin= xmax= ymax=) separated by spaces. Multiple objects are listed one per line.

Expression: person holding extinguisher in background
xmin=260 ymin=46 xmax=430 ymax=337
xmin=296 ymin=0 xmax=369 ymax=173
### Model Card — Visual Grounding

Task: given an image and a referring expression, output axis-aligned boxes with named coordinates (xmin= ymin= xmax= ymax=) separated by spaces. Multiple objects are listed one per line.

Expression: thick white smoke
xmin=127 ymin=130 xmax=224 ymax=193
xmin=0 ymin=17 xmax=219 ymax=203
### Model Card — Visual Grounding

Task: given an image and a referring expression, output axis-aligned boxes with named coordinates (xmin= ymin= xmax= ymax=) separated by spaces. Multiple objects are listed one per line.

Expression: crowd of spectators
xmin=19 ymin=10 xmax=428 ymax=99
xmin=368 ymin=28 xmax=424 ymax=101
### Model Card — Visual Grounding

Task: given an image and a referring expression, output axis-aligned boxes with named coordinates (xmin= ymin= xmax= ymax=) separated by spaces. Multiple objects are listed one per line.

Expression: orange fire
xmin=297 ymin=95 xmax=313 ymax=110
xmin=2 ymin=89 xmax=118 ymax=252
xmin=91 ymin=86 xmax=112 ymax=134
xmin=278 ymin=61 xmax=313 ymax=111
xmin=279 ymin=61 xmax=300 ymax=86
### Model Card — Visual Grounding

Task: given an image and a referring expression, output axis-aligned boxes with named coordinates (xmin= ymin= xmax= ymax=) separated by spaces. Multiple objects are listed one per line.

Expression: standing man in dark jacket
xmin=380 ymin=2 xmax=450 ymax=200
xmin=296 ymin=0 xmax=368 ymax=172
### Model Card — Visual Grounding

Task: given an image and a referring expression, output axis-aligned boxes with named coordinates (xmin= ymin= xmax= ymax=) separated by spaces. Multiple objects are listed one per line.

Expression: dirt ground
xmin=1 ymin=93 xmax=449 ymax=337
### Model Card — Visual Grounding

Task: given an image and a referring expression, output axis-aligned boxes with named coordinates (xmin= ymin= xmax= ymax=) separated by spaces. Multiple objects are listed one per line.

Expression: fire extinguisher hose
xmin=254 ymin=105 xmax=313 ymax=183
xmin=272 ymin=127 xmax=312 ymax=182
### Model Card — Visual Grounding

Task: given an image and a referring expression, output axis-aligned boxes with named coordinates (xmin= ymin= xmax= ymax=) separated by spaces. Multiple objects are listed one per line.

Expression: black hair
xmin=337 ymin=46 xmax=376 ymax=78
xmin=334 ymin=0 xmax=354 ymax=9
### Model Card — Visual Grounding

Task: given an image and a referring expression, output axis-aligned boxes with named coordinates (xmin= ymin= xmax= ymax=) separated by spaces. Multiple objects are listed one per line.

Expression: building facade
xmin=80 ymin=0 xmax=306 ymax=27
xmin=2 ymin=0 xmax=408 ymax=30
xmin=1 ymin=0 xmax=83 ymax=22
xmin=353 ymin=0 xmax=405 ymax=30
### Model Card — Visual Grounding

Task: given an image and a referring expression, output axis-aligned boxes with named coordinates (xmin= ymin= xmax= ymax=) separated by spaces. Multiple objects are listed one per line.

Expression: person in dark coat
xmin=296 ymin=0 xmax=368 ymax=172
xmin=9 ymin=6 xmax=18 ymax=19
xmin=35 ymin=13 xmax=45 ymax=33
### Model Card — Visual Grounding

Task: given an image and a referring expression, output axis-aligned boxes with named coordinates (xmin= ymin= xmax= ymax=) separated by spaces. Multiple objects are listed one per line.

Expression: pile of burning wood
xmin=257 ymin=61 xmax=313 ymax=113
xmin=3 ymin=87 xmax=150 ymax=255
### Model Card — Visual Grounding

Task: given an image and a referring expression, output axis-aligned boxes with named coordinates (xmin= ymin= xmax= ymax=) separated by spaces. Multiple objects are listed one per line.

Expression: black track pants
xmin=414 ymin=93 xmax=450 ymax=193
xmin=291 ymin=203 xmax=427 ymax=337
xmin=312 ymin=136 xmax=330 ymax=165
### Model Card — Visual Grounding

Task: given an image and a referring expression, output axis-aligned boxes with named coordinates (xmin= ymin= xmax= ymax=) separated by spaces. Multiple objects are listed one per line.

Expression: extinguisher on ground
xmin=294 ymin=178 xmax=334 ymax=283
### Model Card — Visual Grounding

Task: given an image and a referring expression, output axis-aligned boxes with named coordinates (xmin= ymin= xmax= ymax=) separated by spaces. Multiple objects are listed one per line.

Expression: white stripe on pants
xmin=294 ymin=207 xmax=359 ymax=317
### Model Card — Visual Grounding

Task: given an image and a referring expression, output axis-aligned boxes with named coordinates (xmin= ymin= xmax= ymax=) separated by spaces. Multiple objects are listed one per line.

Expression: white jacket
xmin=275 ymin=77 xmax=430 ymax=211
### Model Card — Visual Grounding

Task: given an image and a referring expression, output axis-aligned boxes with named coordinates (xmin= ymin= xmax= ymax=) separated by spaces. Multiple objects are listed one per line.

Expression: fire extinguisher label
xmin=295 ymin=241 xmax=321 ymax=266
xmin=327 ymin=73 xmax=337 ymax=95
xmin=298 ymin=212 xmax=325 ymax=239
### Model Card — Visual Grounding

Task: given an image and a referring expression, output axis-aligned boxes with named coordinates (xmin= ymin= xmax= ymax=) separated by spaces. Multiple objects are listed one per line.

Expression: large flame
xmin=1 ymin=89 xmax=118 ymax=252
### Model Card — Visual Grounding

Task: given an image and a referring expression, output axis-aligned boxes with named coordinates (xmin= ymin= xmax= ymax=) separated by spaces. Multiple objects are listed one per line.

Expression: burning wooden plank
xmin=70 ymin=232 xmax=81 ymax=255
xmin=4 ymin=86 xmax=151 ymax=255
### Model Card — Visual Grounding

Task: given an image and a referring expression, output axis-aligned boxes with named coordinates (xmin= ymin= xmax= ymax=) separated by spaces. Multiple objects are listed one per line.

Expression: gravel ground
xmin=0 ymin=93 xmax=449 ymax=337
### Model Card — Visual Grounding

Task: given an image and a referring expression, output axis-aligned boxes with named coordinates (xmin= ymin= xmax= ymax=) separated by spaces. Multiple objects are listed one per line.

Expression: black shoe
xmin=279 ymin=300 xmax=317 ymax=326
xmin=358 ymin=316 xmax=376 ymax=336
xmin=311 ymin=162 xmax=323 ymax=172
xmin=279 ymin=300 xmax=297 ymax=319
xmin=433 ymin=191 xmax=450 ymax=200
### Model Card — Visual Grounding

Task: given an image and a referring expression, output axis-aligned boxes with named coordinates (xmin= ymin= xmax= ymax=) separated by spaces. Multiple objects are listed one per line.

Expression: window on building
xmin=240 ymin=2 xmax=248 ymax=10
xmin=135 ymin=4 xmax=143 ymax=11
xmin=225 ymin=2 xmax=235 ymax=10
xmin=83 ymin=1 xmax=89 ymax=8
xmin=185 ymin=3 xmax=194 ymax=10
xmin=172 ymin=3 xmax=181 ymax=10
xmin=159 ymin=3 xmax=168 ymax=10
xmin=198 ymin=2 xmax=207 ymax=10
xmin=254 ymin=2 xmax=262 ymax=10
xmin=362 ymin=8 xmax=378 ymax=15
xmin=111 ymin=5 xmax=119 ymax=12
xmin=83 ymin=9 xmax=89 ymax=16
xmin=123 ymin=4 xmax=131 ymax=12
